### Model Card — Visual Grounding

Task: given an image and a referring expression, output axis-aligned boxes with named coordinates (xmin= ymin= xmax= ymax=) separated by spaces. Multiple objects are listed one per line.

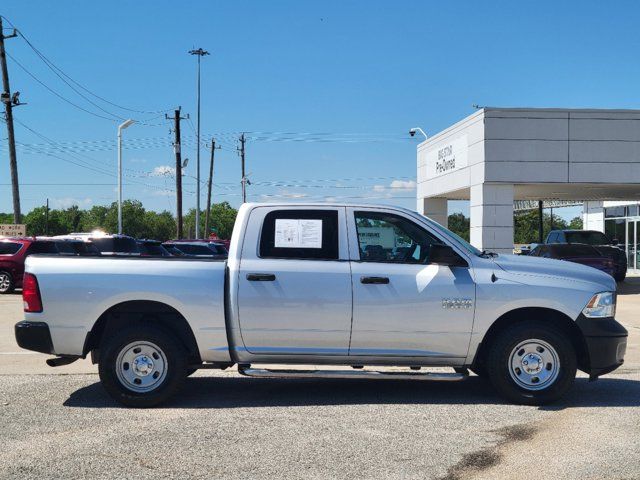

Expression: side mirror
xmin=429 ymin=244 xmax=468 ymax=268
xmin=611 ymin=238 xmax=619 ymax=246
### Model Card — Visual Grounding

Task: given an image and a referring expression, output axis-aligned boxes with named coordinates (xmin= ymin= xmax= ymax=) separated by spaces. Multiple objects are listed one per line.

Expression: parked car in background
xmin=52 ymin=239 xmax=100 ymax=256
xmin=530 ymin=243 xmax=616 ymax=277
xmin=137 ymin=239 xmax=171 ymax=257
xmin=0 ymin=238 xmax=59 ymax=293
xmin=163 ymin=244 xmax=187 ymax=257
xmin=163 ymin=240 xmax=228 ymax=259
xmin=546 ymin=230 xmax=627 ymax=281
xmin=55 ymin=233 xmax=140 ymax=256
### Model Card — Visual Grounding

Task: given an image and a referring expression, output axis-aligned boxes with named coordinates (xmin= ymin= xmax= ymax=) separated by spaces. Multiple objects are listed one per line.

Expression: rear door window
xmin=26 ymin=242 xmax=59 ymax=255
xmin=0 ymin=242 xmax=22 ymax=255
xmin=259 ymin=209 xmax=339 ymax=260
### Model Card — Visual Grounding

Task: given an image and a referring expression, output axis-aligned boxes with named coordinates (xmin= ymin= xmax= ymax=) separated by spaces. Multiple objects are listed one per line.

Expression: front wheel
xmin=486 ymin=322 xmax=577 ymax=405
xmin=98 ymin=325 xmax=188 ymax=407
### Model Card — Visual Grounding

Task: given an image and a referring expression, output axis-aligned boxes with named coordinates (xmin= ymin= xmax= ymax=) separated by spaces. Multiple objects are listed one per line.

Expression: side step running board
xmin=238 ymin=367 xmax=467 ymax=382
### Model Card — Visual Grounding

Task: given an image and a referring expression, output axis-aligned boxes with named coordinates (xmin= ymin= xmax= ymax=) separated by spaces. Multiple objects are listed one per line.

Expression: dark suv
xmin=546 ymin=229 xmax=627 ymax=281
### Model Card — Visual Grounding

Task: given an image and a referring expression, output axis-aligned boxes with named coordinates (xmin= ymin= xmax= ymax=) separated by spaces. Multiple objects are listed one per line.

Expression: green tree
xmin=568 ymin=216 xmax=583 ymax=230
xmin=447 ymin=212 xmax=470 ymax=241
xmin=514 ymin=210 xmax=568 ymax=244
xmin=184 ymin=202 xmax=238 ymax=239
xmin=80 ymin=205 xmax=110 ymax=232
xmin=143 ymin=210 xmax=176 ymax=241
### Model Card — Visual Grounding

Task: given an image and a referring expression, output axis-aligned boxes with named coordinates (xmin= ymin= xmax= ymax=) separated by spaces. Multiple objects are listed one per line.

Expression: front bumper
xmin=575 ymin=315 xmax=628 ymax=377
xmin=15 ymin=321 xmax=54 ymax=354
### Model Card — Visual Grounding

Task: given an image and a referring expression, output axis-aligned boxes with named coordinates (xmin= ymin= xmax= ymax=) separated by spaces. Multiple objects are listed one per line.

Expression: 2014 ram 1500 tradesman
xmin=15 ymin=203 xmax=628 ymax=407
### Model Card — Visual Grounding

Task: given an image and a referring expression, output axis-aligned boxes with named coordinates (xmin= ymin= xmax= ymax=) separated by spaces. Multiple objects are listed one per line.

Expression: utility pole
xmin=0 ymin=18 xmax=21 ymax=224
xmin=45 ymin=198 xmax=49 ymax=236
xmin=189 ymin=48 xmax=209 ymax=239
xmin=166 ymin=107 xmax=189 ymax=239
xmin=204 ymin=139 xmax=220 ymax=238
xmin=538 ymin=200 xmax=544 ymax=244
xmin=238 ymin=133 xmax=247 ymax=203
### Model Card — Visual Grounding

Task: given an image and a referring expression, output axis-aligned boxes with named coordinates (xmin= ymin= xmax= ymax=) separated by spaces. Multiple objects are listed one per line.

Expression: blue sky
xmin=2 ymin=1 xmax=640 ymax=220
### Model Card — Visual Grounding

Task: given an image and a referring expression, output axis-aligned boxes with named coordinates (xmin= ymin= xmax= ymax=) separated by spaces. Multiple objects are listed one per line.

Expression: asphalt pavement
xmin=1 ymin=281 xmax=639 ymax=479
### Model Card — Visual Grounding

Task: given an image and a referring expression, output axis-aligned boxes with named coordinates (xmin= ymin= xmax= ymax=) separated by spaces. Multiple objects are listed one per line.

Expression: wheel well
xmin=84 ymin=300 xmax=201 ymax=365
xmin=473 ymin=307 xmax=590 ymax=373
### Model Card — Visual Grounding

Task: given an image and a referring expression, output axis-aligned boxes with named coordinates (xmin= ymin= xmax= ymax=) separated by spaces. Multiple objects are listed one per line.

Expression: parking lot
xmin=1 ymin=284 xmax=639 ymax=480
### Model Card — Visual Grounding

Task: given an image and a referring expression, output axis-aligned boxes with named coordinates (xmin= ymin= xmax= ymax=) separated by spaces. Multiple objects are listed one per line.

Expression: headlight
xmin=582 ymin=292 xmax=616 ymax=318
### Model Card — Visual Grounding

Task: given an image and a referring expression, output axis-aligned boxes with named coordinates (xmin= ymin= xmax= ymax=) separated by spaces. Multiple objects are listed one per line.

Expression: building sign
xmin=0 ymin=224 xmax=26 ymax=237
xmin=425 ymin=135 xmax=468 ymax=178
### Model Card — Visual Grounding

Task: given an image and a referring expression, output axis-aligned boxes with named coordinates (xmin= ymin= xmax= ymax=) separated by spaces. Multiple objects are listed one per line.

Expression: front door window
xmin=355 ymin=211 xmax=443 ymax=264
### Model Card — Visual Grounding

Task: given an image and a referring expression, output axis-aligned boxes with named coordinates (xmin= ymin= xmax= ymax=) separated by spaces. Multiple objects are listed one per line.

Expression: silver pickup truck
xmin=15 ymin=203 xmax=628 ymax=407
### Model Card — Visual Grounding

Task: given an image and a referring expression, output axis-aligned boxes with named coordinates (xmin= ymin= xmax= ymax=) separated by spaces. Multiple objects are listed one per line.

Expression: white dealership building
xmin=416 ymin=107 xmax=640 ymax=269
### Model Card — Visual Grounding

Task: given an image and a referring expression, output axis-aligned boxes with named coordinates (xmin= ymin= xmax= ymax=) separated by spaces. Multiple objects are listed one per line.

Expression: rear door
xmin=347 ymin=207 xmax=475 ymax=359
xmin=236 ymin=206 xmax=353 ymax=355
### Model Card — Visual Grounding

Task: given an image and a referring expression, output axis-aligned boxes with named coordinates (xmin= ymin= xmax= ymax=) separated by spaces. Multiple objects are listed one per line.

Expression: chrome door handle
xmin=246 ymin=273 xmax=276 ymax=282
xmin=360 ymin=276 xmax=389 ymax=284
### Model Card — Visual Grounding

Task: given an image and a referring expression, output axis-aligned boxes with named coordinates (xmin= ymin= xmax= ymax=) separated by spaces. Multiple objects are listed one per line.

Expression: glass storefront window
xmin=605 ymin=206 xmax=626 ymax=218
xmin=605 ymin=219 xmax=626 ymax=244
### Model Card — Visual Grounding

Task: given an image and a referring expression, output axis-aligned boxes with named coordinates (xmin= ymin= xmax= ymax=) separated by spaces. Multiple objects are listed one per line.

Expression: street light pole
xmin=189 ymin=48 xmax=209 ymax=238
xmin=117 ymin=119 xmax=135 ymax=234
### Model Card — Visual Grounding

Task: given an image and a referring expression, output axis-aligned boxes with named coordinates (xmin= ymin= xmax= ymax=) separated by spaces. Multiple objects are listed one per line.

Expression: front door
xmin=347 ymin=208 xmax=475 ymax=359
xmin=237 ymin=207 xmax=353 ymax=355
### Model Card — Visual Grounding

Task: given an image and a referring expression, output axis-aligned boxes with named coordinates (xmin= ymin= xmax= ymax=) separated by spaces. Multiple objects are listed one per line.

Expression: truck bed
xmin=24 ymin=255 xmax=229 ymax=362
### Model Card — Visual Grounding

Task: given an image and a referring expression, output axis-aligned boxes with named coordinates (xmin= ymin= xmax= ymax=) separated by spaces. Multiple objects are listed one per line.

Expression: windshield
xmin=565 ymin=231 xmax=610 ymax=245
xmin=418 ymin=213 xmax=484 ymax=256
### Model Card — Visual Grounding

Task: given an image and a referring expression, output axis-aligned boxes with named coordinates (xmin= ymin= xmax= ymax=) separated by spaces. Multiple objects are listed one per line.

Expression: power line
xmin=1 ymin=14 xmax=169 ymax=115
xmin=6 ymin=51 xmax=121 ymax=121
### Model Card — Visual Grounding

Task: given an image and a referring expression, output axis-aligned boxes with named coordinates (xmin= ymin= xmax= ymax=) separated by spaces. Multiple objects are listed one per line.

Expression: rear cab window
xmin=565 ymin=231 xmax=610 ymax=246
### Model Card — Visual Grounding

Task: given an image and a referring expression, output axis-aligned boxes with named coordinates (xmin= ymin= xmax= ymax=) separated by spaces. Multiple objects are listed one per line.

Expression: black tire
xmin=486 ymin=321 xmax=577 ymax=405
xmin=0 ymin=271 xmax=14 ymax=294
xmin=98 ymin=324 xmax=188 ymax=407
xmin=614 ymin=268 xmax=626 ymax=282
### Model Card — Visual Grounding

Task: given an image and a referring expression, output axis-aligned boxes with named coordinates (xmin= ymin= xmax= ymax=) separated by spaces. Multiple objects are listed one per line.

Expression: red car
xmin=529 ymin=243 xmax=616 ymax=277
xmin=0 ymin=238 xmax=58 ymax=294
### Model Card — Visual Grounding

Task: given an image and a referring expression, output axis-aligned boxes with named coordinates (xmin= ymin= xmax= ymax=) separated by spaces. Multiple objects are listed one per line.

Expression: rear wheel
xmin=0 ymin=271 xmax=14 ymax=294
xmin=486 ymin=321 xmax=576 ymax=405
xmin=98 ymin=325 xmax=188 ymax=407
xmin=614 ymin=267 xmax=627 ymax=282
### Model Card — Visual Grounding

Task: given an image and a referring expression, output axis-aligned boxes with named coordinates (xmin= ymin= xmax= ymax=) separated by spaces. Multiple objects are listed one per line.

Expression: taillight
xmin=23 ymin=273 xmax=43 ymax=313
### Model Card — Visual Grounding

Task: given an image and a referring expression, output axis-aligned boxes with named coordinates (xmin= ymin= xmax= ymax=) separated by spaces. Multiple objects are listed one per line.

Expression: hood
xmin=492 ymin=254 xmax=616 ymax=291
